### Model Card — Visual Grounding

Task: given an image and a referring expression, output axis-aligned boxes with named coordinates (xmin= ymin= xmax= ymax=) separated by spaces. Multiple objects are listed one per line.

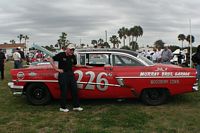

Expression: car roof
xmin=76 ymin=48 xmax=138 ymax=57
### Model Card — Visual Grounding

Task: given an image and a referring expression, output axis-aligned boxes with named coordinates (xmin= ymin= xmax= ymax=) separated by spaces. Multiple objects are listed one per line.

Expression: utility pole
xmin=189 ymin=19 xmax=192 ymax=68
xmin=105 ymin=30 xmax=107 ymax=42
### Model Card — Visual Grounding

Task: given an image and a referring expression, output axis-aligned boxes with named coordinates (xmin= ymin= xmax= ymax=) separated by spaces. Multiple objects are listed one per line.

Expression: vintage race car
xmin=8 ymin=48 xmax=198 ymax=106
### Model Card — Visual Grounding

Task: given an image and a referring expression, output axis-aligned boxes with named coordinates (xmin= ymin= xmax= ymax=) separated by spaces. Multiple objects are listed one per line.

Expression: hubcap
xmin=33 ymin=88 xmax=44 ymax=99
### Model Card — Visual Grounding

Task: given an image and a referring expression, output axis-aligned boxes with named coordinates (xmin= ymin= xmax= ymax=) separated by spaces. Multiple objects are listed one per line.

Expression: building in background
xmin=0 ymin=43 xmax=26 ymax=59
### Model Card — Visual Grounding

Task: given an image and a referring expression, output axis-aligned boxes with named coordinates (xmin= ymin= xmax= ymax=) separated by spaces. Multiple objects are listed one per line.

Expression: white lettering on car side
xmin=140 ymin=72 xmax=159 ymax=77
xmin=139 ymin=72 xmax=191 ymax=77
xmin=74 ymin=70 xmax=109 ymax=91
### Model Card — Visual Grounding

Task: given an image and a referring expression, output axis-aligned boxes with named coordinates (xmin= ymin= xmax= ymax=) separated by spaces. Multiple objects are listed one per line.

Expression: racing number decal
xmin=74 ymin=70 xmax=109 ymax=91
xmin=85 ymin=71 xmax=95 ymax=90
xmin=96 ymin=72 xmax=108 ymax=91
xmin=74 ymin=70 xmax=84 ymax=89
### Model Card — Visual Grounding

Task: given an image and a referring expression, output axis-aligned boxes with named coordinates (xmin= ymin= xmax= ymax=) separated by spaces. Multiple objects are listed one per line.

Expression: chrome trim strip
xmin=78 ymin=81 xmax=121 ymax=87
xmin=12 ymin=80 xmax=58 ymax=82
xmin=12 ymin=80 xmax=121 ymax=87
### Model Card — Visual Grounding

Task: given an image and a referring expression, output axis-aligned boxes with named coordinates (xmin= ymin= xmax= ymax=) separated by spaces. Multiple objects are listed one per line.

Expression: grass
xmin=1 ymin=61 xmax=200 ymax=133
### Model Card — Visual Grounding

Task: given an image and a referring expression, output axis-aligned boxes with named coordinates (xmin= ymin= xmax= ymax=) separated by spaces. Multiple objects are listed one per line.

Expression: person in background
xmin=151 ymin=48 xmax=157 ymax=63
xmin=192 ymin=45 xmax=200 ymax=80
xmin=177 ymin=51 xmax=183 ymax=66
xmin=26 ymin=52 xmax=30 ymax=65
xmin=35 ymin=50 xmax=44 ymax=62
xmin=13 ymin=48 xmax=22 ymax=68
xmin=18 ymin=47 xmax=25 ymax=67
xmin=155 ymin=46 xmax=162 ymax=63
xmin=0 ymin=49 xmax=6 ymax=80
xmin=161 ymin=46 xmax=173 ymax=64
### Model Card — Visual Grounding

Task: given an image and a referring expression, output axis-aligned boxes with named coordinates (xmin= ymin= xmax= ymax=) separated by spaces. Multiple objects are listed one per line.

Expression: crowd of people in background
xmin=139 ymin=45 xmax=173 ymax=64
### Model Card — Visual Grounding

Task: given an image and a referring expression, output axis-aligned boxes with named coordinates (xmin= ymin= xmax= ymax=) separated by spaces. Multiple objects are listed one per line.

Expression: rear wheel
xmin=26 ymin=83 xmax=51 ymax=105
xmin=141 ymin=89 xmax=169 ymax=106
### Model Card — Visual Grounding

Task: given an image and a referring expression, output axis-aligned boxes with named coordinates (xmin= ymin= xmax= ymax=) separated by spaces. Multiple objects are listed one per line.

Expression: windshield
xmin=138 ymin=55 xmax=154 ymax=66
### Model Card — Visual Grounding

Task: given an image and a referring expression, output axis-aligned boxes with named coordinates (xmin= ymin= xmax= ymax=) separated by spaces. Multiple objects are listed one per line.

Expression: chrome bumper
xmin=8 ymin=82 xmax=24 ymax=95
xmin=192 ymin=82 xmax=199 ymax=92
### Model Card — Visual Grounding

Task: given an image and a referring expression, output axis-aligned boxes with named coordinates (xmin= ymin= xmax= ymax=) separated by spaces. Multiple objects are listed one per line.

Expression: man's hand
xmin=56 ymin=68 xmax=64 ymax=73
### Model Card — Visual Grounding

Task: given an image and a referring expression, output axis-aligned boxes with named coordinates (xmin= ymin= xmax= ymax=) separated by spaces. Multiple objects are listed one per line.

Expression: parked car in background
xmin=170 ymin=49 xmax=187 ymax=66
xmin=8 ymin=48 xmax=198 ymax=106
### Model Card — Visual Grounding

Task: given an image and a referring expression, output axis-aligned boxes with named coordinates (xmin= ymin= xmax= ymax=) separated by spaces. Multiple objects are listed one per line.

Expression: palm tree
xmin=130 ymin=26 xmax=143 ymax=50
xmin=126 ymin=28 xmax=131 ymax=45
xmin=17 ymin=34 xmax=24 ymax=43
xmin=80 ymin=43 xmax=85 ymax=48
xmin=118 ymin=27 xmax=127 ymax=46
xmin=57 ymin=39 xmax=62 ymax=49
xmin=178 ymin=34 xmax=185 ymax=49
xmin=98 ymin=38 xmax=104 ymax=47
xmin=154 ymin=40 xmax=165 ymax=49
xmin=129 ymin=41 xmax=138 ymax=51
xmin=130 ymin=26 xmax=143 ymax=43
xmin=102 ymin=42 xmax=110 ymax=48
xmin=186 ymin=35 xmax=195 ymax=54
xmin=23 ymin=35 xmax=29 ymax=44
xmin=10 ymin=40 xmax=15 ymax=44
xmin=134 ymin=26 xmax=143 ymax=42
xmin=186 ymin=35 xmax=195 ymax=44
xmin=110 ymin=35 xmax=121 ymax=48
xmin=57 ymin=32 xmax=68 ymax=49
xmin=91 ymin=40 xmax=97 ymax=47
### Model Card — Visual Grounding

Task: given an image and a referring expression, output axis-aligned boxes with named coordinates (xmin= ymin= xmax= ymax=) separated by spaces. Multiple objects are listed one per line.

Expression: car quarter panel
xmin=113 ymin=65 xmax=197 ymax=96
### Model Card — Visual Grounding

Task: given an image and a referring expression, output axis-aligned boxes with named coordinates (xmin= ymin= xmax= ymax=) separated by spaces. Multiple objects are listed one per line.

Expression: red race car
xmin=8 ymin=49 xmax=198 ymax=106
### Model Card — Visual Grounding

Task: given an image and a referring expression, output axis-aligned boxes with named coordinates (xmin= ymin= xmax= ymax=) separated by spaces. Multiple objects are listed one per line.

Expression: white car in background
xmin=170 ymin=49 xmax=187 ymax=65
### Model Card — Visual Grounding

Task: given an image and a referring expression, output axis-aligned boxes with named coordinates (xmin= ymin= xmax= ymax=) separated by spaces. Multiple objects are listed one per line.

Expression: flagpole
xmin=189 ymin=19 xmax=192 ymax=68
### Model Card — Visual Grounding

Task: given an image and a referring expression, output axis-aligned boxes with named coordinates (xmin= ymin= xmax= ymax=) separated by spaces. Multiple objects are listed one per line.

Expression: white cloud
xmin=0 ymin=0 xmax=200 ymax=48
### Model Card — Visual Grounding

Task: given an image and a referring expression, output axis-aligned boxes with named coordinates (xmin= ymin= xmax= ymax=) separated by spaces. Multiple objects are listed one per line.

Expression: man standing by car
xmin=0 ymin=49 xmax=6 ymax=80
xmin=161 ymin=46 xmax=173 ymax=64
xmin=49 ymin=44 xmax=83 ymax=112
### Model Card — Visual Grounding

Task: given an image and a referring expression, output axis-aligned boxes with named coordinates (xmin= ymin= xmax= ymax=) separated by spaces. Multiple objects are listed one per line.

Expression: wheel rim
xmin=32 ymin=88 xmax=45 ymax=100
xmin=148 ymin=90 xmax=161 ymax=100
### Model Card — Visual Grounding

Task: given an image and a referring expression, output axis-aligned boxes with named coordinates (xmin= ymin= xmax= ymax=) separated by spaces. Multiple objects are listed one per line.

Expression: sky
xmin=0 ymin=0 xmax=200 ymax=48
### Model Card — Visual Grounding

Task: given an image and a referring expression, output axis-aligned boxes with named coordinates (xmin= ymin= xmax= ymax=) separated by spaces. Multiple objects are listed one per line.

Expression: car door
xmin=111 ymin=53 xmax=146 ymax=97
xmin=74 ymin=52 xmax=126 ymax=99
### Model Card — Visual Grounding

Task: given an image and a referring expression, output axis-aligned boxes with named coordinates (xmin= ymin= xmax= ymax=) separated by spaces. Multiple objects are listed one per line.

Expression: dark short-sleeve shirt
xmin=19 ymin=50 xmax=25 ymax=59
xmin=0 ymin=52 xmax=6 ymax=65
xmin=52 ymin=52 xmax=77 ymax=72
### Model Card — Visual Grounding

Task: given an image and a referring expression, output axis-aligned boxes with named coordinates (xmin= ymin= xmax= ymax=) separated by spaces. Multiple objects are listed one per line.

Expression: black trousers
xmin=0 ymin=65 xmax=4 ymax=79
xmin=58 ymin=72 xmax=80 ymax=109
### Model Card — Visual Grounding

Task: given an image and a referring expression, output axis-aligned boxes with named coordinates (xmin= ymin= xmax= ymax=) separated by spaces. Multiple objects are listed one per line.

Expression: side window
xmin=112 ymin=54 xmax=144 ymax=66
xmin=80 ymin=54 xmax=86 ymax=65
xmin=86 ymin=53 xmax=110 ymax=66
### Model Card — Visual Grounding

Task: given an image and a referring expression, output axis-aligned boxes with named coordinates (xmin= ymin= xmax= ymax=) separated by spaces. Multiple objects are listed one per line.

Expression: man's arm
xmin=49 ymin=58 xmax=63 ymax=73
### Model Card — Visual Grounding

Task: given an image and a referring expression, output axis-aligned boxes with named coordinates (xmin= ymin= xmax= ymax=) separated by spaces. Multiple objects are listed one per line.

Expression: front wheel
xmin=141 ymin=89 xmax=169 ymax=106
xmin=26 ymin=83 xmax=51 ymax=105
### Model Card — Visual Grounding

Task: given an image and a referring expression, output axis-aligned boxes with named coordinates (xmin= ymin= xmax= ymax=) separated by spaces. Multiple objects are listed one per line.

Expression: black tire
xmin=141 ymin=89 xmax=169 ymax=106
xmin=26 ymin=83 xmax=51 ymax=105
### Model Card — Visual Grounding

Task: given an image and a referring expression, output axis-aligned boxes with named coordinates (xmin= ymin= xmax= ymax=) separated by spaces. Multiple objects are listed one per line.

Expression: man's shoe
xmin=73 ymin=107 xmax=83 ymax=111
xmin=59 ymin=108 xmax=69 ymax=112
